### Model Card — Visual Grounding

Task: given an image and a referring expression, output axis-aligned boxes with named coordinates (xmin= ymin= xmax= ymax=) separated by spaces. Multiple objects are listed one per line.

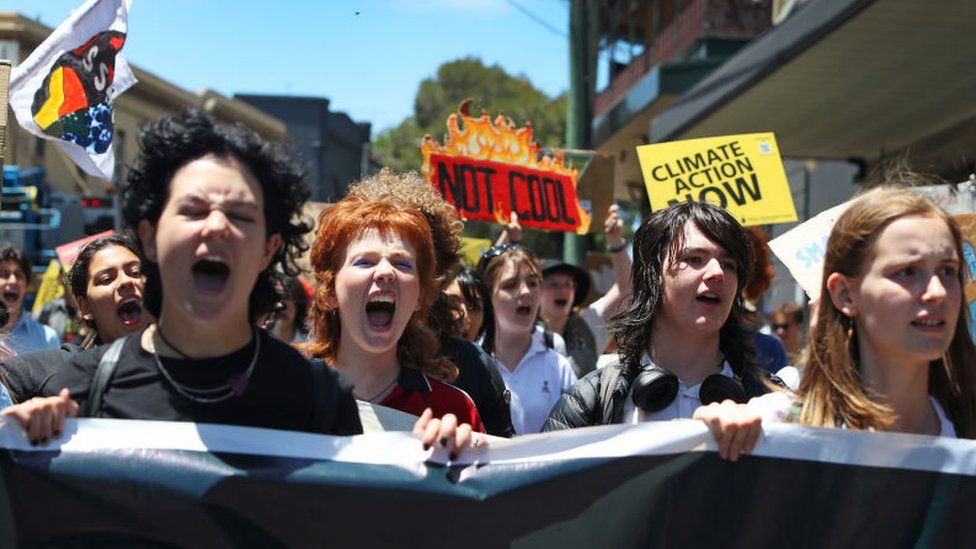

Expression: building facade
xmin=235 ymin=94 xmax=371 ymax=202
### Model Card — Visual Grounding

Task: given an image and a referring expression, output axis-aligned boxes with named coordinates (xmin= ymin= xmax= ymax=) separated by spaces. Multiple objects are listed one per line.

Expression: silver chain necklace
xmin=152 ymin=326 xmax=261 ymax=404
xmin=355 ymin=377 xmax=398 ymax=403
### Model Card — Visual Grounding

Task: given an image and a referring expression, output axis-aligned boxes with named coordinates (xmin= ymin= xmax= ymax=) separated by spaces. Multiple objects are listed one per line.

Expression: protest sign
xmin=421 ymin=103 xmax=601 ymax=234
xmin=460 ymin=236 xmax=492 ymax=266
xmin=953 ymin=214 xmax=976 ymax=343
xmin=768 ymin=202 xmax=850 ymax=300
xmin=637 ymin=133 xmax=797 ymax=226
xmin=30 ymin=259 xmax=65 ymax=315
xmin=914 ymin=180 xmax=976 ymax=215
xmin=565 ymin=150 xmax=615 ymax=232
xmin=772 ymin=183 xmax=976 ymax=301
xmin=8 ymin=0 xmax=137 ymax=182
xmin=1 ymin=418 xmax=973 ymax=547
xmin=54 ymin=228 xmax=114 ymax=267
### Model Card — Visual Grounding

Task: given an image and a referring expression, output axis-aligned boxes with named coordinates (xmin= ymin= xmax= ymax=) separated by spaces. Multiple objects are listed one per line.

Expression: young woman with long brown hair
xmin=697 ymin=185 xmax=976 ymax=459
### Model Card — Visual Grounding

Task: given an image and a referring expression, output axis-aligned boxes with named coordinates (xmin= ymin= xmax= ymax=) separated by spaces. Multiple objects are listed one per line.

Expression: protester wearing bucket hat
xmin=537 ymin=205 xmax=633 ymax=378
xmin=540 ymin=259 xmax=598 ymax=377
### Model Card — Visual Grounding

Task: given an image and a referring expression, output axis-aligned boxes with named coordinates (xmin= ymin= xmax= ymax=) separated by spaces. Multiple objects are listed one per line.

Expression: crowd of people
xmin=0 ymin=110 xmax=972 ymax=464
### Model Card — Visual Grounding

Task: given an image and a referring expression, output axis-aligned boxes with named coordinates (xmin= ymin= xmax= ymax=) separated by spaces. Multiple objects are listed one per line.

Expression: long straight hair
xmin=799 ymin=186 xmax=976 ymax=437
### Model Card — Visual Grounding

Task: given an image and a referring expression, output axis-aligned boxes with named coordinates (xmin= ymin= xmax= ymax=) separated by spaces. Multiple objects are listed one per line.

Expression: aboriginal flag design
xmin=30 ymin=31 xmax=126 ymax=155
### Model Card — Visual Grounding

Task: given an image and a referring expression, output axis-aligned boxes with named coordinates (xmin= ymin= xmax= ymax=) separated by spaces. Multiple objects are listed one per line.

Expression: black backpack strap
xmin=80 ymin=337 xmax=126 ymax=417
xmin=310 ymin=359 xmax=334 ymax=432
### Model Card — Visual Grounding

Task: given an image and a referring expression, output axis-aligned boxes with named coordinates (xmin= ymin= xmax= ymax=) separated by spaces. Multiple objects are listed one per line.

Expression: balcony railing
xmin=594 ymin=0 xmax=707 ymax=117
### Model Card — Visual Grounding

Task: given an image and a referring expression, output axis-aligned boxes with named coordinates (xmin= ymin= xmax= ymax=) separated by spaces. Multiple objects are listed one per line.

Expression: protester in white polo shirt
xmin=477 ymin=244 xmax=576 ymax=434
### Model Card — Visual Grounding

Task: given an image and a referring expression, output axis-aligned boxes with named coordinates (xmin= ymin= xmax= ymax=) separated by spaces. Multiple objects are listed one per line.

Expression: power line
xmin=501 ymin=0 xmax=567 ymax=38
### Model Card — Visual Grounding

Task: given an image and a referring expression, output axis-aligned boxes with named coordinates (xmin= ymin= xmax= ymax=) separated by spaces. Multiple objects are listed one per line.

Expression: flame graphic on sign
xmin=421 ymin=101 xmax=591 ymax=233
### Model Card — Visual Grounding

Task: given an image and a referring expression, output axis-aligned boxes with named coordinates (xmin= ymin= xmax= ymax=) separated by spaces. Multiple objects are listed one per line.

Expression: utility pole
xmin=565 ymin=0 xmax=598 ymax=266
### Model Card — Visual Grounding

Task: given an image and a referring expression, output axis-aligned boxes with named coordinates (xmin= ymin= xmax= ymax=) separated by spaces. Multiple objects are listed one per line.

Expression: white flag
xmin=9 ymin=0 xmax=136 ymax=182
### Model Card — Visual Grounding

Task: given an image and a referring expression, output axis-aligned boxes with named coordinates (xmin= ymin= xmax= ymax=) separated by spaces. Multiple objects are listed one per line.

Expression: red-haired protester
xmin=303 ymin=188 xmax=484 ymax=443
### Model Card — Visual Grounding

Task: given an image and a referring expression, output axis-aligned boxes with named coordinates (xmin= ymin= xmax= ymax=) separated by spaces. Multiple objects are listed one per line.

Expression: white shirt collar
xmin=493 ymin=329 xmax=550 ymax=375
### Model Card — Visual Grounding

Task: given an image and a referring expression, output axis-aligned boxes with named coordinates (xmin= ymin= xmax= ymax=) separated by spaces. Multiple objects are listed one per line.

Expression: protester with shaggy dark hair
xmin=543 ymin=201 xmax=772 ymax=434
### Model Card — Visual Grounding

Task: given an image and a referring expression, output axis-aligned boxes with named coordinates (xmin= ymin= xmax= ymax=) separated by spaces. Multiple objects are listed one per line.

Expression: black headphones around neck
xmin=631 ymin=363 xmax=748 ymax=413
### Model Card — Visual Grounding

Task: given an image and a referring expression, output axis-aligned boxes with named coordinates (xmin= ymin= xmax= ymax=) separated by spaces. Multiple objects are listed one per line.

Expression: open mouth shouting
xmin=365 ymin=292 xmax=396 ymax=330
xmin=696 ymin=291 xmax=722 ymax=305
xmin=1 ymin=291 xmax=19 ymax=307
xmin=554 ymin=299 xmax=569 ymax=308
xmin=192 ymin=256 xmax=230 ymax=295
xmin=116 ymin=297 xmax=144 ymax=327
xmin=515 ymin=304 xmax=534 ymax=317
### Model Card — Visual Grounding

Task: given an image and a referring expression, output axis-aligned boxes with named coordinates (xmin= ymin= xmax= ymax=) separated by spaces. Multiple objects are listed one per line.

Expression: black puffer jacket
xmin=542 ymin=358 xmax=775 ymax=431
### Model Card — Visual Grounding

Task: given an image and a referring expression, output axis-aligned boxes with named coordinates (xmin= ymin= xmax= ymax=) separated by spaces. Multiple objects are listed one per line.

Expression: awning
xmin=651 ymin=0 xmax=976 ymax=171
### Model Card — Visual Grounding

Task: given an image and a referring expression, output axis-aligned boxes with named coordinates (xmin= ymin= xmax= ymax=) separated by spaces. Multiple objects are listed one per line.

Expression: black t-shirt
xmin=2 ymin=328 xmax=362 ymax=435
xmin=440 ymin=336 xmax=515 ymax=438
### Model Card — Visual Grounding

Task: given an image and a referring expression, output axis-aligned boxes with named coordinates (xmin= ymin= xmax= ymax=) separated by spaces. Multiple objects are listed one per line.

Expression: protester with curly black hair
xmin=1 ymin=111 xmax=363 ymax=442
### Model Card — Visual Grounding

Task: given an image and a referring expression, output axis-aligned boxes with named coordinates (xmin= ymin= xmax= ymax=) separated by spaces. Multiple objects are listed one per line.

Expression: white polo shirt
xmin=494 ymin=330 xmax=577 ymax=435
xmin=622 ymin=354 xmax=736 ymax=424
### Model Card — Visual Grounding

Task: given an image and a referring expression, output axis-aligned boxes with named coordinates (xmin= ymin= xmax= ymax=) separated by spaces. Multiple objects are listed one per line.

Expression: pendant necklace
xmin=152 ymin=325 xmax=261 ymax=404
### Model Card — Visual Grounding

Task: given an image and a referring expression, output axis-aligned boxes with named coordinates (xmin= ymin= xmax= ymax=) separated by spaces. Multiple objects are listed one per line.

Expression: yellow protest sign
xmin=636 ymin=133 xmax=797 ymax=226
xmin=32 ymin=260 xmax=64 ymax=315
xmin=461 ymin=237 xmax=492 ymax=267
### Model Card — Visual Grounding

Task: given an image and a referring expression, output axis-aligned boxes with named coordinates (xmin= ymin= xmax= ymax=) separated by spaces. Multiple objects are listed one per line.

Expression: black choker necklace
xmin=155 ymin=324 xmax=191 ymax=359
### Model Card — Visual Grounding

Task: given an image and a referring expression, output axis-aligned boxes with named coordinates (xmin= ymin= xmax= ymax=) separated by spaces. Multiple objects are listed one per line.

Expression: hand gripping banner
xmin=1 ymin=417 xmax=975 ymax=547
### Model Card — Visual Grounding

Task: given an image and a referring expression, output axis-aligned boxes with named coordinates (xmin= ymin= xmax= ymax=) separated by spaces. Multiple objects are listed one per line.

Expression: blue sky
xmin=9 ymin=0 xmax=572 ymax=134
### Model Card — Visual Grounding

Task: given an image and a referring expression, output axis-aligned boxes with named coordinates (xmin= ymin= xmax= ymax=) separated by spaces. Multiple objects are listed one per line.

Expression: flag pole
xmin=0 ymin=59 xmax=10 ymax=175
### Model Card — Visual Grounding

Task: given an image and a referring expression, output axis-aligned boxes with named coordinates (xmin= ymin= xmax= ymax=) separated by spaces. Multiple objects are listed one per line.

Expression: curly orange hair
xmin=302 ymin=195 xmax=458 ymax=382
xmin=743 ymin=226 xmax=774 ymax=303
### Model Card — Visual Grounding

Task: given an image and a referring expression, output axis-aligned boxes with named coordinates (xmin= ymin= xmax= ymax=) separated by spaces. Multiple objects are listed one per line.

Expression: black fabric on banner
xmin=2 ymin=446 xmax=973 ymax=548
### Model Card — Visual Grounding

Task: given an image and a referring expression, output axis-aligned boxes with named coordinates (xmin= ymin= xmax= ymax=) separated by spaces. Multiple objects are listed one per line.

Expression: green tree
xmin=374 ymin=57 xmax=566 ymax=173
